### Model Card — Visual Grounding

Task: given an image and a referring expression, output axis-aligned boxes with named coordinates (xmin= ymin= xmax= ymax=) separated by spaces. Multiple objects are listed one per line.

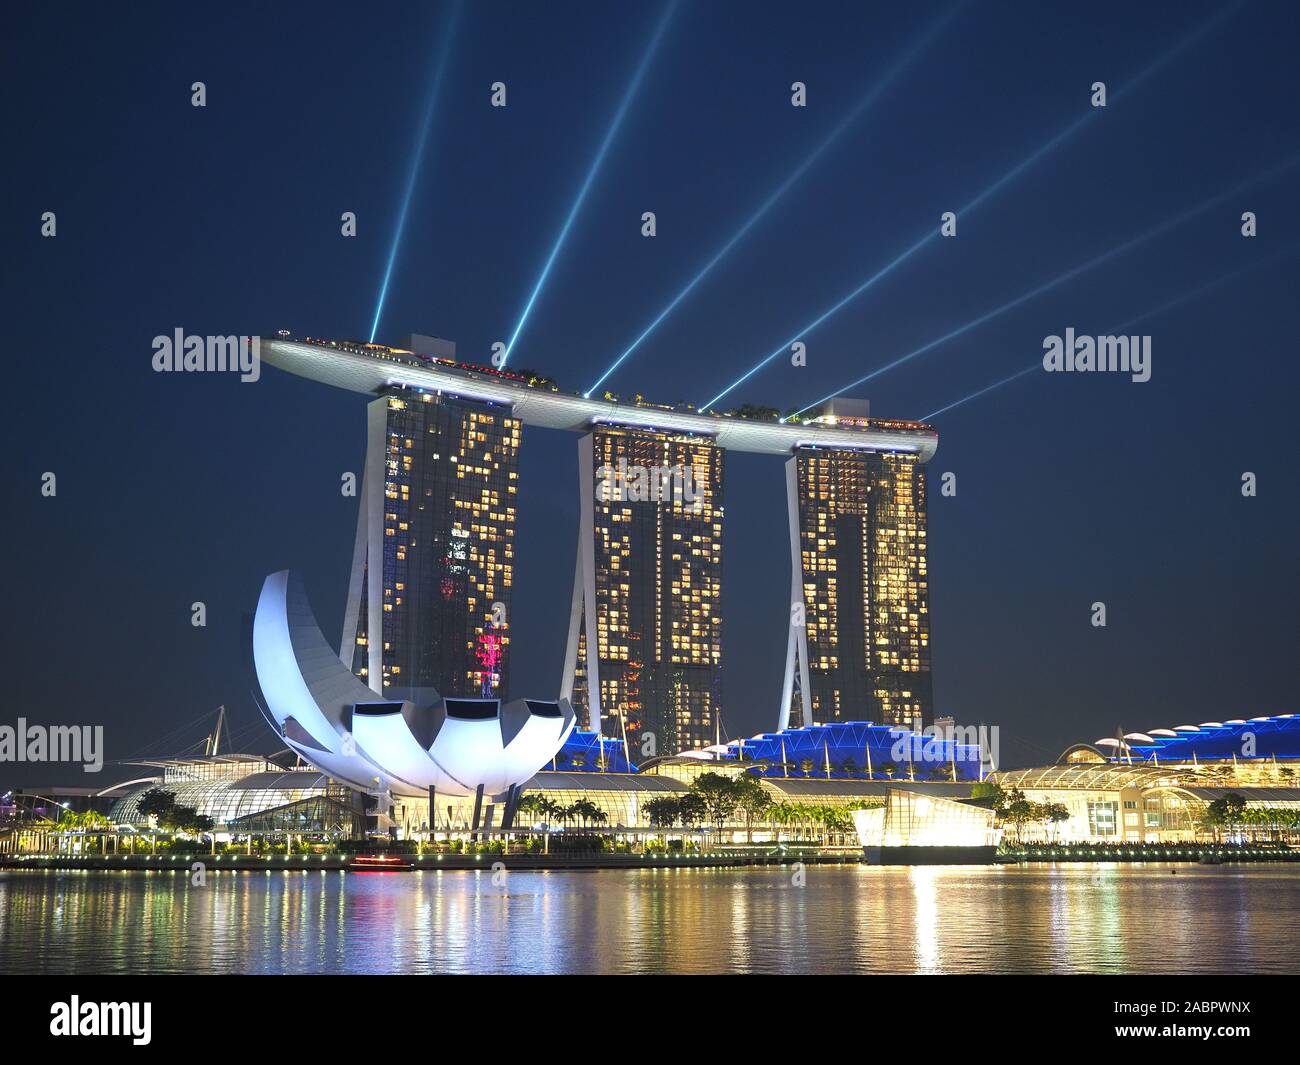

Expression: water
xmin=2 ymin=863 xmax=1296 ymax=974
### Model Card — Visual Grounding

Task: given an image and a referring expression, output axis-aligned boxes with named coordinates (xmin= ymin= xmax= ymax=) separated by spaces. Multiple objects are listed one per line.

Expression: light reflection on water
xmin=1 ymin=863 xmax=1297 ymax=974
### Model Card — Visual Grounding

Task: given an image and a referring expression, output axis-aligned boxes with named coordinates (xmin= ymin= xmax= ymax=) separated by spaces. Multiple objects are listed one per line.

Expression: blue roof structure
xmin=1095 ymin=714 xmax=1300 ymax=763
xmin=713 ymin=721 xmax=984 ymax=782
xmin=549 ymin=730 xmax=637 ymax=774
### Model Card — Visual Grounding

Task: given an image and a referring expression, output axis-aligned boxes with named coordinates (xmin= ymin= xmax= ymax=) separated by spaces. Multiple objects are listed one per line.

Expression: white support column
xmin=559 ymin=521 xmax=584 ymax=702
xmin=339 ymin=406 xmax=375 ymax=666
xmin=576 ymin=434 xmax=602 ymax=735
xmin=363 ymin=397 xmax=389 ymax=694
xmin=782 ymin=456 xmax=813 ymax=728
xmin=777 ymin=612 xmax=798 ymax=733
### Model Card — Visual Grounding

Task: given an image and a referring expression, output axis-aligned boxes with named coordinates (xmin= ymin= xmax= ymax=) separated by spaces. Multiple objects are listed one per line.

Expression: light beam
xmin=919 ymin=365 xmax=1039 ymax=422
xmin=788 ymin=148 xmax=1300 ymax=419
xmin=919 ymin=243 xmax=1300 ymax=421
xmin=698 ymin=2 xmax=1246 ymax=412
xmin=369 ymin=2 xmax=463 ymax=343
xmin=500 ymin=1 xmax=679 ymax=368
xmin=582 ymin=2 xmax=966 ymax=397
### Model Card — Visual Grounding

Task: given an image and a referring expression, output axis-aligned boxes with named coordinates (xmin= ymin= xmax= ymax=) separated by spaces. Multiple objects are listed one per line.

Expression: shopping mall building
xmin=990 ymin=716 xmax=1300 ymax=843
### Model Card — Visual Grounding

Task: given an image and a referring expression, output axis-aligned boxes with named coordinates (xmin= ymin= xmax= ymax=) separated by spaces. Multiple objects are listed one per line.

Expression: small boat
xmin=349 ymin=853 xmax=414 ymax=871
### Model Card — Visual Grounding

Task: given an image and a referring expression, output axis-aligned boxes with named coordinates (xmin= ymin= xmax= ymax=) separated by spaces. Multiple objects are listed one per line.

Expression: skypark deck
xmin=259 ymin=335 xmax=939 ymax=460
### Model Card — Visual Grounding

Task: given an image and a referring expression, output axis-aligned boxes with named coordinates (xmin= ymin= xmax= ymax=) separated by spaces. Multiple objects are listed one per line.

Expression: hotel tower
xmin=780 ymin=402 xmax=933 ymax=731
xmin=561 ymin=426 xmax=724 ymax=758
xmin=342 ymin=339 xmax=521 ymax=699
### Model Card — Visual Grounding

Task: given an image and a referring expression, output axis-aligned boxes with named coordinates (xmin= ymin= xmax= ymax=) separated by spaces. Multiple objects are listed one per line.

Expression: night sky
xmin=4 ymin=0 xmax=1298 ymax=785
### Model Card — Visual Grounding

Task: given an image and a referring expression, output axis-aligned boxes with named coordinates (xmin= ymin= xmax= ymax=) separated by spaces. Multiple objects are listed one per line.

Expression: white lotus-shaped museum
xmin=252 ymin=570 xmax=575 ymax=799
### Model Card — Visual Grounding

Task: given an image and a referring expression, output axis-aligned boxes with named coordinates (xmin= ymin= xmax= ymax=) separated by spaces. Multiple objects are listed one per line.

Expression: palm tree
xmin=56 ymin=808 xmax=80 ymax=853
xmin=572 ymin=798 xmax=601 ymax=829
xmin=516 ymin=794 xmax=548 ymax=833
xmin=81 ymin=811 xmax=112 ymax=853
xmin=766 ymin=801 xmax=795 ymax=843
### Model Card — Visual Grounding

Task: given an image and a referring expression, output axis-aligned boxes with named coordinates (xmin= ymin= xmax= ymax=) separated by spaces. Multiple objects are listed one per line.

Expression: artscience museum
xmin=252 ymin=569 xmax=576 ymax=828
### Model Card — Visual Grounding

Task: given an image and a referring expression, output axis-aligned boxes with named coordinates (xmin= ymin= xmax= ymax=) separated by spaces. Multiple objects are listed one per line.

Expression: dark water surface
xmin=2 ymin=863 xmax=1295 ymax=974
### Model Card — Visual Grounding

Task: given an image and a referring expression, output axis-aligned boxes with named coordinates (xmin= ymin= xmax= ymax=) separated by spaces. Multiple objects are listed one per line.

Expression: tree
xmin=72 ymin=810 xmax=112 ymax=853
xmin=162 ymin=804 xmax=196 ymax=831
xmin=516 ymin=794 xmax=545 ymax=825
xmin=732 ymin=774 xmax=771 ymax=844
xmin=56 ymin=808 xmax=81 ymax=852
xmin=137 ymin=788 xmax=176 ymax=823
xmin=765 ymin=801 xmax=794 ymax=841
xmin=677 ymin=793 xmax=706 ymax=830
xmin=970 ymin=780 xmax=1006 ymax=807
xmin=822 ymin=806 xmax=853 ymax=837
xmin=572 ymin=798 xmax=601 ymax=829
xmin=725 ymin=404 xmax=781 ymax=422
xmin=1202 ymin=793 xmax=1248 ymax=842
xmin=689 ymin=773 xmax=739 ymax=840
xmin=1040 ymin=802 xmax=1070 ymax=841
xmin=644 ymin=796 xmax=680 ymax=832
xmin=1002 ymin=788 xmax=1034 ymax=843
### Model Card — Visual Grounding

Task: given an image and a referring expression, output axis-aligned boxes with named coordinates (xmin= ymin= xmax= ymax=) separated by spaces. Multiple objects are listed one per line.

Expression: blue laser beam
xmin=697 ymin=2 xmax=1246 ymax=412
xmin=958 ymin=0 xmax=1246 ymax=220
xmin=581 ymin=1 xmax=967 ymax=398
xmin=919 ymin=241 xmax=1300 ymax=421
xmin=500 ymin=1 xmax=678 ymax=368
xmin=920 ymin=365 xmax=1038 ymax=421
xmin=788 ymin=148 xmax=1300 ymax=419
xmin=368 ymin=2 xmax=463 ymax=343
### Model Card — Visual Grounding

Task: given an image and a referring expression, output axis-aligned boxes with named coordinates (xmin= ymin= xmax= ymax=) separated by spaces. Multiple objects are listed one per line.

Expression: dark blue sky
xmin=4 ymin=0 xmax=1297 ymax=783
